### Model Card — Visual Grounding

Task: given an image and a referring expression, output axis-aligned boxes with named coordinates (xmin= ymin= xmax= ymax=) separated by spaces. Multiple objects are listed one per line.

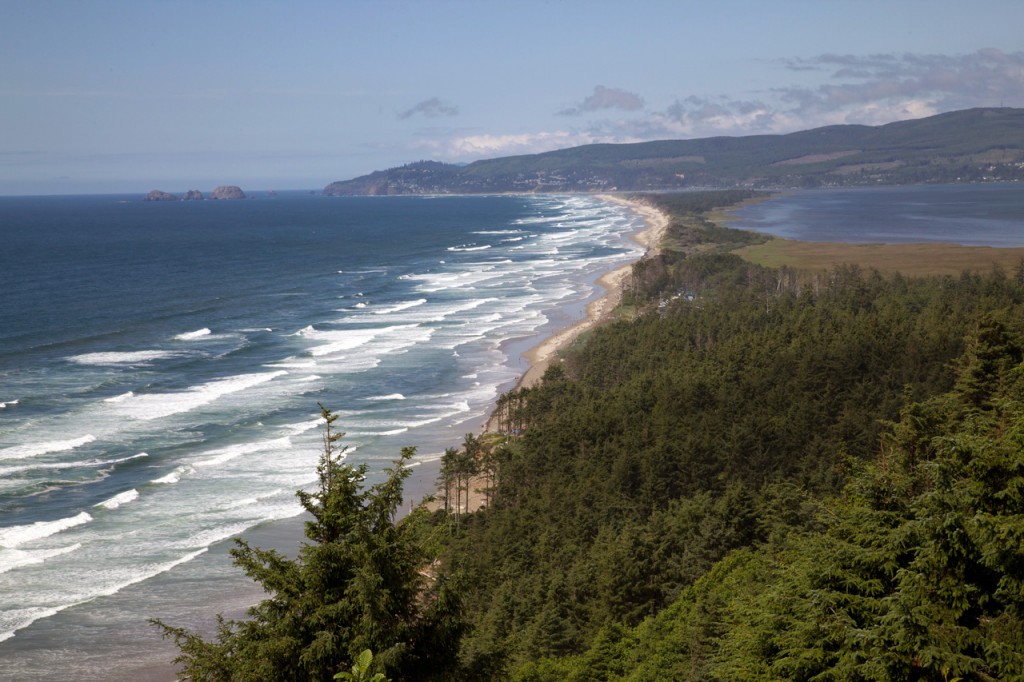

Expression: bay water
xmin=729 ymin=183 xmax=1024 ymax=246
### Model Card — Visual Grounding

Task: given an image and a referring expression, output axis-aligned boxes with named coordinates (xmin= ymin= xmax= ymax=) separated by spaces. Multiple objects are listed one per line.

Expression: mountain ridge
xmin=324 ymin=107 xmax=1024 ymax=195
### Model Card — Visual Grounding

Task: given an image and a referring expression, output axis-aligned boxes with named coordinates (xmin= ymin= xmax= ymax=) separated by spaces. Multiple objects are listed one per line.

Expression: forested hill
xmin=438 ymin=193 xmax=1024 ymax=679
xmin=324 ymin=107 xmax=1024 ymax=195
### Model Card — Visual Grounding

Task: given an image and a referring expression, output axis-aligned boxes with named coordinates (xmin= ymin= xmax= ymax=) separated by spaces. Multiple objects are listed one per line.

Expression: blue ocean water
xmin=0 ymin=192 xmax=644 ymax=677
xmin=729 ymin=183 xmax=1024 ymax=246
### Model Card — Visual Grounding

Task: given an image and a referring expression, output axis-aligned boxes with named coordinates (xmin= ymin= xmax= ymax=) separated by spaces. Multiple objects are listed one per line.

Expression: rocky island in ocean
xmin=144 ymin=187 xmax=241 ymax=201
xmin=144 ymin=189 xmax=178 ymax=201
xmin=210 ymin=185 xmax=246 ymax=200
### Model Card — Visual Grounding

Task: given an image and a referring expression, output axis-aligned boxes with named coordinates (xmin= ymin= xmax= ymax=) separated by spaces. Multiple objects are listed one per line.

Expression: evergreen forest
xmin=160 ymin=191 xmax=1024 ymax=680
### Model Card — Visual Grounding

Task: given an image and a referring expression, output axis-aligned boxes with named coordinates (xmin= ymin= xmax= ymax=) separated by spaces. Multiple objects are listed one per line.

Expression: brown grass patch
xmin=735 ymin=238 xmax=1024 ymax=277
xmin=772 ymin=150 xmax=860 ymax=166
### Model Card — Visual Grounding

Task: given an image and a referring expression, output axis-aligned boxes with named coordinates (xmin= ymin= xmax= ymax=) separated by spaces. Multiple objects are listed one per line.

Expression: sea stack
xmin=211 ymin=185 xmax=246 ymax=200
xmin=144 ymin=189 xmax=178 ymax=201
xmin=182 ymin=189 xmax=204 ymax=200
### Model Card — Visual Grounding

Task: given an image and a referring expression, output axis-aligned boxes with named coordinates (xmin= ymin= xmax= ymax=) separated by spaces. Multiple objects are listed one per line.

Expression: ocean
xmin=0 ymin=192 xmax=645 ymax=679
xmin=729 ymin=183 xmax=1024 ymax=246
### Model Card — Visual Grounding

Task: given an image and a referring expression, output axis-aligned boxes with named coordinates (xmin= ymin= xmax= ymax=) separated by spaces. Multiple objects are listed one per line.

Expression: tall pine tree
xmin=154 ymin=405 xmax=466 ymax=681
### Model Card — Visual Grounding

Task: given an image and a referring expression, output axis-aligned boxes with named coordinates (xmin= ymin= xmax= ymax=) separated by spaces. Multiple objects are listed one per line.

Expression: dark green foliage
xmin=708 ymin=314 xmax=1024 ymax=680
xmin=153 ymin=406 xmax=466 ymax=681
xmin=440 ymin=252 xmax=1024 ymax=676
xmin=526 ymin=311 xmax=1024 ymax=681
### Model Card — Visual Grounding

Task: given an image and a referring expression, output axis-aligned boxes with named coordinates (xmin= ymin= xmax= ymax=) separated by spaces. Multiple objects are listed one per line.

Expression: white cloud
xmin=558 ymin=85 xmax=645 ymax=116
xmin=778 ymin=49 xmax=1024 ymax=117
xmin=398 ymin=97 xmax=460 ymax=120
xmin=412 ymin=130 xmax=603 ymax=161
xmin=408 ymin=49 xmax=1023 ymax=165
xmin=579 ymin=49 xmax=1023 ymax=142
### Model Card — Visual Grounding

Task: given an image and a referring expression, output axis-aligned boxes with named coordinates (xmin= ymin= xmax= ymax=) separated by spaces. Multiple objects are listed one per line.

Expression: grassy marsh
xmin=735 ymin=238 xmax=1024 ymax=277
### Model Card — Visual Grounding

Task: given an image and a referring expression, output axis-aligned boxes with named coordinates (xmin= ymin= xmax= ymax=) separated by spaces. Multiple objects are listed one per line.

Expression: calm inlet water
xmin=0 ymin=193 xmax=644 ymax=678
xmin=729 ymin=183 xmax=1024 ymax=246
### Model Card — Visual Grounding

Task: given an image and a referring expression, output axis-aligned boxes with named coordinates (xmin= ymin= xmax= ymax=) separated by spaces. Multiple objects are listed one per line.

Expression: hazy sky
xmin=2 ymin=0 xmax=1023 ymax=194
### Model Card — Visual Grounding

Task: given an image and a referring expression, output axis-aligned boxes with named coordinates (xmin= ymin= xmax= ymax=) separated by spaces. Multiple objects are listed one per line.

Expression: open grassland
xmin=734 ymin=238 xmax=1024 ymax=277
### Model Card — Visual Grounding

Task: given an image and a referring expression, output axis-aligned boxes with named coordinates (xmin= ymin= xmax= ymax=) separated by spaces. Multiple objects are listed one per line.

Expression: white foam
xmin=104 ymin=391 xmax=134 ymax=403
xmin=373 ymin=299 xmax=427 ymax=315
xmin=0 ymin=512 xmax=93 ymax=549
xmin=513 ymin=215 xmax=560 ymax=225
xmin=67 ymin=351 xmax=179 ymax=366
xmin=151 ymin=465 xmax=191 ymax=484
xmin=0 ymin=543 xmax=82 ymax=576
xmin=223 ymin=488 xmax=288 ymax=510
xmin=193 ymin=437 xmax=292 ymax=468
xmin=280 ymin=418 xmax=323 ymax=435
xmin=0 ymin=452 xmax=147 ymax=478
xmin=174 ymin=328 xmax=212 ymax=341
xmin=448 ymin=244 xmax=492 ymax=252
xmin=364 ymin=393 xmax=405 ymax=401
xmin=422 ymin=297 xmax=497 ymax=322
xmin=0 ymin=606 xmax=60 ymax=642
xmin=266 ymin=359 xmax=317 ymax=369
xmin=347 ymin=427 xmax=409 ymax=437
xmin=0 ymin=546 xmax=212 ymax=642
xmin=0 ymin=435 xmax=97 ymax=461
xmin=0 ymin=399 xmax=19 ymax=409
xmin=109 ymin=370 xmax=287 ymax=421
xmin=95 ymin=489 xmax=139 ymax=510
xmin=180 ymin=523 xmax=263 ymax=550
xmin=405 ymin=269 xmax=507 ymax=293
xmin=299 ymin=324 xmax=424 ymax=358
xmin=391 ymin=398 xmax=472 ymax=429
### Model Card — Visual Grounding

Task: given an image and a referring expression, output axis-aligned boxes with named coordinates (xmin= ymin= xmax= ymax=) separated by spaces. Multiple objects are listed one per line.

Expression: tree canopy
xmin=154 ymin=405 xmax=466 ymax=682
xmin=434 ymin=213 xmax=1024 ymax=677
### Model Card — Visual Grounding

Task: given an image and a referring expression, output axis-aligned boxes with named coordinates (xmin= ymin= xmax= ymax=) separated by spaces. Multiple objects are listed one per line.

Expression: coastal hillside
xmin=324 ymin=107 xmax=1024 ymax=195
xmin=437 ymin=192 xmax=1024 ymax=679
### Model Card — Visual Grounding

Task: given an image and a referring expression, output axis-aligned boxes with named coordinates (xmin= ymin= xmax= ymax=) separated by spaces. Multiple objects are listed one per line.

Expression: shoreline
xmin=0 ymin=193 xmax=670 ymax=681
xmin=506 ymin=194 xmax=668 ymax=395
xmin=363 ymin=193 xmax=671 ymax=516
xmin=433 ymin=194 xmax=669 ymax=513
xmin=422 ymin=194 xmax=669 ymax=514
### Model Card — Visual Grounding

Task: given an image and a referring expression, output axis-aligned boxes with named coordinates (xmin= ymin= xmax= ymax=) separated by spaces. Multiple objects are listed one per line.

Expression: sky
xmin=2 ymin=0 xmax=1023 ymax=195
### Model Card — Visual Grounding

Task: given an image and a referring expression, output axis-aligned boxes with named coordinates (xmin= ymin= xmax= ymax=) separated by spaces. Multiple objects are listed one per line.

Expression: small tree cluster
xmin=437 ymin=432 xmax=511 ymax=525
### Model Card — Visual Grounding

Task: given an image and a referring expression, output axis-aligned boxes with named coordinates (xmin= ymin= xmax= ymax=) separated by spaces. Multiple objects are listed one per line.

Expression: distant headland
xmin=323 ymin=107 xmax=1024 ymax=195
xmin=144 ymin=185 xmax=246 ymax=201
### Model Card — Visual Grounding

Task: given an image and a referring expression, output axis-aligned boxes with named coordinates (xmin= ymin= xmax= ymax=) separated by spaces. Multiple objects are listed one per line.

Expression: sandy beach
xmin=503 ymin=194 xmax=669 ymax=393
xmin=431 ymin=194 xmax=670 ymax=514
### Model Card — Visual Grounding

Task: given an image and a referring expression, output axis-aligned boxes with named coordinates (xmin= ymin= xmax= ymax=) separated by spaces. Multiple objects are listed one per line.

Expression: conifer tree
xmin=153 ymin=405 xmax=466 ymax=681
